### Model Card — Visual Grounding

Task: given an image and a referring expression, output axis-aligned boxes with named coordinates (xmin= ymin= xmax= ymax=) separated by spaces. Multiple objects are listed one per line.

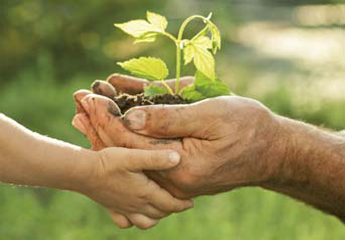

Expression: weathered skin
xmin=73 ymin=74 xmax=345 ymax=223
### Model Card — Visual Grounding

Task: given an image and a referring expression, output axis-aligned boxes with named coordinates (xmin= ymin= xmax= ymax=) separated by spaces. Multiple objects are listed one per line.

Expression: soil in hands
xmin=113 ymin=93 xmax=189 ymax=114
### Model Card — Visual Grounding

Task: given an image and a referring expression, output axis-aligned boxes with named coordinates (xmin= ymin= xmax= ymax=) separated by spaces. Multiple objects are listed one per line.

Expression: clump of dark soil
xmin=113 ymin=93 xmax=189 ymax=114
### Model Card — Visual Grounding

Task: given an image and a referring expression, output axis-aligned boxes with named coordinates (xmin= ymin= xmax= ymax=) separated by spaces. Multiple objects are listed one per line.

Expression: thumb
xmin=122 ymin=100 xmax=217 ymax=138
xmin=122 ymin=149 xmax=181 ymax=172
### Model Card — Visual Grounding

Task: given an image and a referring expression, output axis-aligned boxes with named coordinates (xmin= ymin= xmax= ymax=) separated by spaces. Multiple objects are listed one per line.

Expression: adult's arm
xmin=264 ymin=116 xmax=345 ymax=221
xmin=0 ymin=113 xmax=192 ymax=229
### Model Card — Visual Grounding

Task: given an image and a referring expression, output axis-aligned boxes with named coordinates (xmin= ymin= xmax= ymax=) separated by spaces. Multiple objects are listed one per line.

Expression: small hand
xmin=80 ymin=147 xmax=193 ymax=229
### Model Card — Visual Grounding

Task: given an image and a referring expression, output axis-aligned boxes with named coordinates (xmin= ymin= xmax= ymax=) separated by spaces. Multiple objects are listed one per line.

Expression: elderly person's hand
xmin=73 ymin=74 xmax=345 ymax=222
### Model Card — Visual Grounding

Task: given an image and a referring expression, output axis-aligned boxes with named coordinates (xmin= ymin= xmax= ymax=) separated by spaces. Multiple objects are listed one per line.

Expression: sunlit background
xmin=1 ymin=0 xmax=344 ymax=239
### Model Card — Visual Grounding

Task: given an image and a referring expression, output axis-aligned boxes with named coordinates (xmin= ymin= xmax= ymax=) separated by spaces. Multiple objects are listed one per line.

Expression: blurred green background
xmin=1 ymin=0 xmax=344 ymax=239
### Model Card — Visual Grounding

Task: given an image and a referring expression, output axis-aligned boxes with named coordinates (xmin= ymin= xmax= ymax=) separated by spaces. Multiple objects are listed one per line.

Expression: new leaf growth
xmin=115 ymin=11 xmax=230 ymax=101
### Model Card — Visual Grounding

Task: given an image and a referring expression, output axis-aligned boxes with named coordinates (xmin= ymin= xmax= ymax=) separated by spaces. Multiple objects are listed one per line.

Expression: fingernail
xmin=169 ymin=151 xmax=180 ymax=164
xmin=91 ymin=80 xmax=117 ymax=98
xmin=124 ymin=110 xmax=146 ymax=130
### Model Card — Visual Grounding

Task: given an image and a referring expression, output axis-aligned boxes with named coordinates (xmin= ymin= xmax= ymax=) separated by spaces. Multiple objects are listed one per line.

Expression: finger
xmin=147 ymin=181 xmax=194 ymax=213
xmin=109 ymin=210 xmax=133 ymax=229
xmin=122 ymin=98 xmax=224 ymax=139
xmin=72 ymin=113 xmax=106 ymax=150
xmin=122 ymin=148 xmax=181 ymax=171
xmin=107 ymin=74 xmax=149 ymax=95
xmin=127 ymin=213 xmax=158 ymax=230
xmin=146 ymin=171 xmax=191 ymax=199
xmin=72 ymin=114 xmax=87 ymax=135
xmin=80 ymin=93 xmax=181 ymax=150
xmin=107 ymin=74 xmax=194 ymax=94
xmin=91 ymin=80 xmax=117 ymax=99
xmin=140 ymin=204 xmax=168 ymax=219
xmin=73 ymin=89 xmax=92 ymax=114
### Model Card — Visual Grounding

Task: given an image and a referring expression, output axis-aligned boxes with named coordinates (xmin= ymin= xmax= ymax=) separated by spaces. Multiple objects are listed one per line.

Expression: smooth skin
xmin=0 ymin=114 xmax=193 ymax=229
xmin=73 ymin=74 xmax=345 ymax=223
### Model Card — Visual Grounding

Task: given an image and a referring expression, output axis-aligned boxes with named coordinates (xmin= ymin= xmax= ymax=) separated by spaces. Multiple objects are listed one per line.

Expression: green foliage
xmin=184 ymin=40 xmax=215 ymax=80
xmin=146 ymin=11 xmax=168 ymax=31
xmin=117 ymin=57 xmax=169 ymax=81
xmin=114 ymin=11 xmax=168 ymax=44
xmin=144 ymin=85 xmax=170 ymax=97
xmin=115 ymin=20 xmax=158 ymax=39
xmin=181 ymin=71 xmax=230 ymax=101
xmin=115 ymin=11 xmax=228 ymax=100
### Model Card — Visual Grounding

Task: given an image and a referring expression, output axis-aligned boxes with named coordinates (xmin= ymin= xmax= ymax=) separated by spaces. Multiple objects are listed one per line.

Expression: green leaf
xmin=180 ymin=71 xmax=230 ymax=102
xmin=194 ymin=36 xmax=212 ymax=49
xmin=117 ymin=57 xmax=169 ymax=81
xmin=183 ymin=29 xmax=215 ymax=79
xmin=183 ymin=44 xmax=195 ymax=65
xmin=144 ymin=84 xmax=169 ymax=97
xmin=196 ymin=80 xmax=229 ymax=98
xmin=192 ymin=25 xmax=210 ymax=41
xmin=180 ymin=85 xmax=204 ymax=101
xmin=114 ymin=20 xmax=157 ymax=38
xmin=183 ymin=40 xmax=215 ymax=80
xmin=134 ymin=32 xmax=157 ymax=44
xmin=193 ymin=45 xmax=215 ymax=80
xmin=191 ymin=13 xmax=221 ymax=54
xmin=209 ymin=23 xmax=221 ymax=54
xmin=194 ymin=71 xmax=229 ymax=97
xmin=146 ymin=11 xmax=168 ymax=31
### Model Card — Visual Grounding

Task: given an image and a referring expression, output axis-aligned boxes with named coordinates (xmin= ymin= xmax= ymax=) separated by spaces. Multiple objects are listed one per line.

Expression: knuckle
xmin=173 ymin=168 xmax=200 ymax=191
xmin=137 ymin=188 xmax=150 ymax=201
xmin=144 ymin=152 xmax=156 ymax=167
xmin=147 ymin=151 xmax=166 ymax=168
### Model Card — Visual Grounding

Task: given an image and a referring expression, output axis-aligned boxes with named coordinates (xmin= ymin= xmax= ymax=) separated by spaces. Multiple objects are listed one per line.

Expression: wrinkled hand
xmin=73 ymin=74 xmax=286 ymax=201
xmin=121 ymin=97 xmax=286 ymax=196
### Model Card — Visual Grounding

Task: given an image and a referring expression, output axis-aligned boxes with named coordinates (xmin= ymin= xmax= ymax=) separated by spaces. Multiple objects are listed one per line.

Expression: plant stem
xmin=148 ymin=31 xmax=179 ymax=94
xmin=175 ymin=15 xmax=212 ymax=94
xmin=175 ymin=41 xmax=181 ymax=94
xmin=161 ymin=80 xmax=174 ymax=95
xmin=161 ymin=32 xmax=177 ymax=42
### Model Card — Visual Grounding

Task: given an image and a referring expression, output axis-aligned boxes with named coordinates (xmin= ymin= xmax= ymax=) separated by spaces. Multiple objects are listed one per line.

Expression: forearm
xmin=264 ymin=116 xmax=345 ymax=221
xmin=0 ymin=113 xmax=95 ymax=191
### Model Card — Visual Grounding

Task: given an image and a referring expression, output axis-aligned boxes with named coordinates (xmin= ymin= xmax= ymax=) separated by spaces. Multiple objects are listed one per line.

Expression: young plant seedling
xmin=115 ymin=11 xmax=230 ymax=102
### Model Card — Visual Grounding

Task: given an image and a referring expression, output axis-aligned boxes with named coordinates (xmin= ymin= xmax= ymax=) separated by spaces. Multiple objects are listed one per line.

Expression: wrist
xmin=262 ymin=115 xmax=344 ymax=190
xmin=249 ymin=113 xmax=291 ymax=188
xmin=261 ymin=116 xmax=310 ymax=189
xmin=63 ymin=148 xmax=99 ymax=193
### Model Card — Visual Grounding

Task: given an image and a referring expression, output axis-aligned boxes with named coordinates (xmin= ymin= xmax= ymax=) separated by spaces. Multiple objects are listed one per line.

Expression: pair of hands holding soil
xmin=72 ymin=73 xmax=286 ymax=229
